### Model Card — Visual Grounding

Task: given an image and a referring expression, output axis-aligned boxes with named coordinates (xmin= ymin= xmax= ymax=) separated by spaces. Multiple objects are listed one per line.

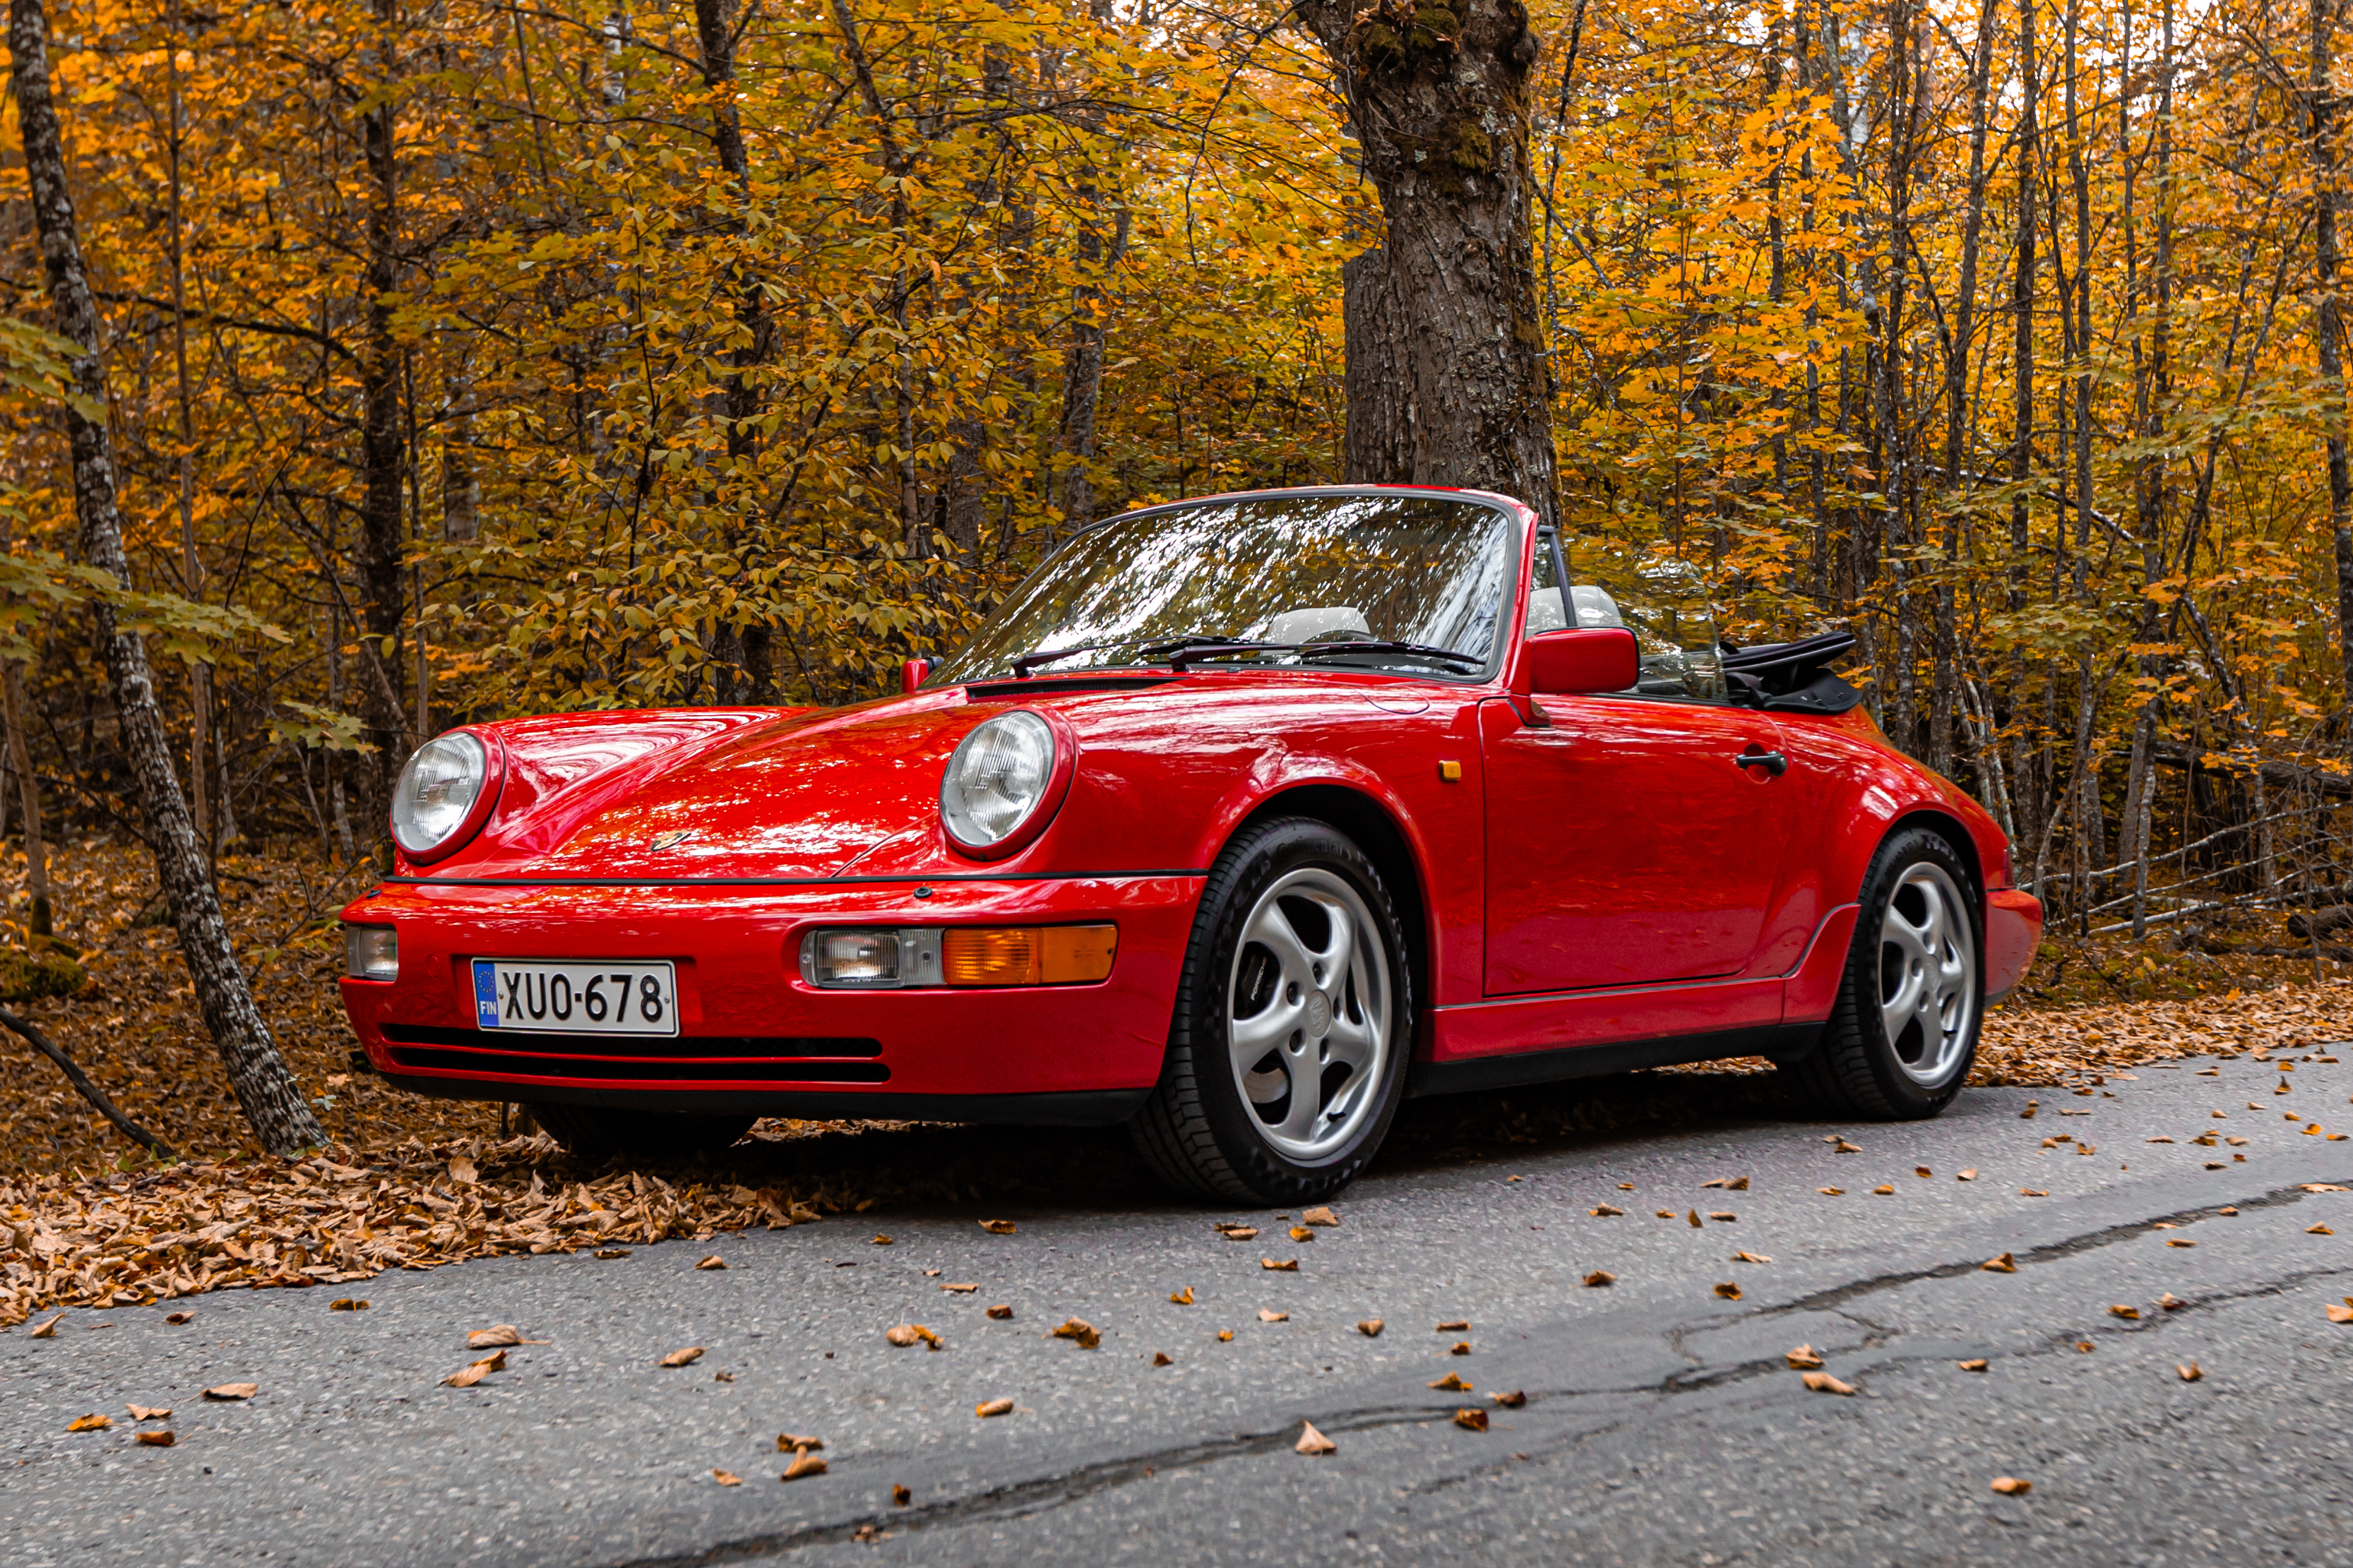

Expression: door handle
xmin=1732 ymin=750 xmax=1788 ymax=777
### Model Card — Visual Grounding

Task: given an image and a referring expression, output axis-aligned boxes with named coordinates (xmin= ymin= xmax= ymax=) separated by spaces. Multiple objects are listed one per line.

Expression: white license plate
xmin=471 ymin=959 xmax=679 ymax=1037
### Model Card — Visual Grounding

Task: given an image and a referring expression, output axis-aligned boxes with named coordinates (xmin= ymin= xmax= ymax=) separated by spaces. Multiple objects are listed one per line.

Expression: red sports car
xmin=340 ymin=486 xmax=2040 ymax=1201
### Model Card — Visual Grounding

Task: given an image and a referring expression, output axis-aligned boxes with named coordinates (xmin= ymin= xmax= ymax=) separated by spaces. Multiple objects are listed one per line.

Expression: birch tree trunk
xmin=1300 ymin=0 xmax=1559 ymax=524
xmin=8 ymin=0 xmax=325 ymax=1154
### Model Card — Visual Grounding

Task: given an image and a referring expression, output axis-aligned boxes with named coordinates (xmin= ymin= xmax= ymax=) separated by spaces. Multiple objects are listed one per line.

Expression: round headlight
xmin=941 ymin=711 xmax=1058 ymax=854
xmin=391 ymin=731 xmax=490 ymax=856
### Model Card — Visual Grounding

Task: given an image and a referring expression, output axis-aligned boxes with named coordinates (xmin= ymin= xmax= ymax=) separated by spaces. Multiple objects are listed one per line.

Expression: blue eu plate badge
xmin=472 ymin=962 xmax=501 ymax=1029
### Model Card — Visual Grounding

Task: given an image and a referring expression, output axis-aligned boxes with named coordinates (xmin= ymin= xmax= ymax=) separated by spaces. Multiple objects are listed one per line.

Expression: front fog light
xmin=344 ymin=924 xmax=398 ymax=981
xmin=809 ymin=930 xmax=899 ymax=985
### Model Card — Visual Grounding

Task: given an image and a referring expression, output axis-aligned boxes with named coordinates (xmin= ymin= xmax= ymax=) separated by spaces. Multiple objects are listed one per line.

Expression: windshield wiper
xmin=1289 ymin=639 xmax=1485 ymax=669
xmin=1006 ymin=631 xmax=1249 ymax=678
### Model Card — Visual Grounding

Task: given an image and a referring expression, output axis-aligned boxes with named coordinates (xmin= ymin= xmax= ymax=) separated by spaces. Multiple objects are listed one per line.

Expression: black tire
xmin=1789 ymin=825 xmax=1984 ymax=1120
xmin=1127 ymin=817 xmax=1413 ymax=1204
xmin=529 ymin=1103 xmax=755 ymax=1161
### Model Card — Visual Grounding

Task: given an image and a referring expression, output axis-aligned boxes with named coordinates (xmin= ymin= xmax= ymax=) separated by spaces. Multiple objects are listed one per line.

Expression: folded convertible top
xmin=1720 ymin=630 xmax=1863 ymax=714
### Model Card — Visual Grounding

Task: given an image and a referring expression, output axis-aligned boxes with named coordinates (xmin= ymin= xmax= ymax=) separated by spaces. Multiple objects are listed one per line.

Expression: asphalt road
xmin=5 ymin=1048 xmax=2349 ymax=1568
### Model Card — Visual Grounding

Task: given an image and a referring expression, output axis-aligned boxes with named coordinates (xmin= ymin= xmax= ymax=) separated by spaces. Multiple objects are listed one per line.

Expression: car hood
xmin=449 ymin=698 xmax=982 ymax=881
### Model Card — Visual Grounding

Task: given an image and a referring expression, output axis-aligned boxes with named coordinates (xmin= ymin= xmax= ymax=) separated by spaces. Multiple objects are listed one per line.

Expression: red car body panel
xmin=341 ymin=486 xmax=2042 ymax=1122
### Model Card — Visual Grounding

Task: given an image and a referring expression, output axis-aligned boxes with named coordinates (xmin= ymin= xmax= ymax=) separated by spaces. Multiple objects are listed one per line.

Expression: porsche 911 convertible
xmin=339 ymin=486 xmax=2041 ymax=1201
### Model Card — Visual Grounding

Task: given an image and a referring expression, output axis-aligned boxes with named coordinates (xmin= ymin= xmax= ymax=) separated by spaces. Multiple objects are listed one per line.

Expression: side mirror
xmin=901 ymin=658 xmax=932 ymax=694
xmin=1525 ymin=628 xmax=1637 ymax=695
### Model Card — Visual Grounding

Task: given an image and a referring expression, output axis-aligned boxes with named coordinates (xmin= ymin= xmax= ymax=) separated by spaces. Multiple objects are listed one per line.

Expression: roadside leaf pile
xmin=0 ymin=1135 xmax=831 ymax=1327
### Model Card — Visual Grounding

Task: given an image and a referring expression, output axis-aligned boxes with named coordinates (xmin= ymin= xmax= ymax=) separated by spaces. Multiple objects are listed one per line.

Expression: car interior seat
xmin=1265 ymin=606 xmax=1373 ymax=644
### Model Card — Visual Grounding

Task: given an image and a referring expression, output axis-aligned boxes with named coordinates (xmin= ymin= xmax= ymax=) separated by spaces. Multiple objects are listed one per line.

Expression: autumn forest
xmin=6 ymin=0 xmax=2353 ymax=995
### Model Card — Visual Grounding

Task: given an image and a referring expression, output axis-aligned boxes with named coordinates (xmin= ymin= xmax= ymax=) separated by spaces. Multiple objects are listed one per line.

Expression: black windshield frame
xmin=926 ymin=487 xmax=1530 ymax=688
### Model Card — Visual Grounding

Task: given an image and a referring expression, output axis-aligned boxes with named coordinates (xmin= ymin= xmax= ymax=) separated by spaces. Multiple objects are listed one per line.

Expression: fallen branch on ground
xmin=0 ymin=1005 xmax=174 ymax=1161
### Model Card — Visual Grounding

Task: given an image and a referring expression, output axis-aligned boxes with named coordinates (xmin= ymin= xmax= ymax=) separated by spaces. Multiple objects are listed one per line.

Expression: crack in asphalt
xmin=1745 ymin=1175 xmax=2346 ymax=1323
xmin=599 ymin=1402 xmax=1457 ymax=1567
xmin=599 ymin=1177 xmax=2349 ymax=1564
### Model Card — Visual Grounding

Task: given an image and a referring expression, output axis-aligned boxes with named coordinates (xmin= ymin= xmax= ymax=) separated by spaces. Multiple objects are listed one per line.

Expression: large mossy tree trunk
xmin=8 ymin=0 xmax=325 ymax=1156
xmin=1303 ymin=0 xmax=1559 ymax=524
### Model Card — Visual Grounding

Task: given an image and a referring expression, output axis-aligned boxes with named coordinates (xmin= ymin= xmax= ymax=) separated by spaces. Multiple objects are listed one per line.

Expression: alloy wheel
xmin=1225 ymin=866 xmax=1391 ymax=1161
xmin=1876 ymin=861 xmax=1977 ymax=1087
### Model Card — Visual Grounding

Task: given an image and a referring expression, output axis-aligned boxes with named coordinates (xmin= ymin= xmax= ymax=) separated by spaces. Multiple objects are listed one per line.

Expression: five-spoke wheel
xmin=1129 ymin=817 xmax=1411 ymax=1202
xmin=1227 ymin=866 xmax=1391 ymax=1162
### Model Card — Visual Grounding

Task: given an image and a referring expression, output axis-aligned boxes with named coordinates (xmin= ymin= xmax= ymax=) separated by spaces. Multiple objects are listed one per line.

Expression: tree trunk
xmin=1 ymin=662 xmax=48 ymax=935
xmin=8 ymin=0 xmax=324 ymax=1155
xmin=694 ymin=0 xmax=778 ymax=702
xmin=357 ymin=0 xmax=410 ymax=803
xmin=2314 ymin=0 xmax=2353 ymax=708
xmin=1301 ymin=0 xmax=1559 ymax=523
xmin=2008 ymin=0 xmax=2037 ymax=611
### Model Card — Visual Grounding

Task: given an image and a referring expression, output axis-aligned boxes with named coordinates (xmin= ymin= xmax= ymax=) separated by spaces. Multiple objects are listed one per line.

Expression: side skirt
xmin=1405 ymin=1021 xmax=1827 ymax=1099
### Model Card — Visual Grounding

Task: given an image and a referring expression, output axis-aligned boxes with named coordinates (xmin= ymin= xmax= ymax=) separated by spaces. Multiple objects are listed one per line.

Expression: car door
xmin=1479 ymin=545 xmax=1797 ymax=995
xmin=1480 ymin=698 xmax=1792 ymax=993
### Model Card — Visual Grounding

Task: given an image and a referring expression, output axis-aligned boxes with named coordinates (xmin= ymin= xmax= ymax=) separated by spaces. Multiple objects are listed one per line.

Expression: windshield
xmin=929 ymin=492 xmax=1520 ymax=683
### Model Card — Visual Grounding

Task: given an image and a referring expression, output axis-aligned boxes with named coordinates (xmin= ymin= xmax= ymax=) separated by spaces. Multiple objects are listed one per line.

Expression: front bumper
xmin=339 ymin=874 xmax=1203 ymax=1124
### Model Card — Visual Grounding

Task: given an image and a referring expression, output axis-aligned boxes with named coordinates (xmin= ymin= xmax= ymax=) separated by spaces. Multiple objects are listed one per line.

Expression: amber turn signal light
xmin=941 ymin=924 xmax=1117 ymax=986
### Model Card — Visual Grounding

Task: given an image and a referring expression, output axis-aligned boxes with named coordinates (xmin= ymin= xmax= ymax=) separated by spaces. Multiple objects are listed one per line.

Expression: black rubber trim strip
xmin=376 ymin=1075 xmax=1153 ymax=1125
xmin=380 ymin=868 xmax=1211 ymax=889
xmin=1405 ymin=1024 xmax=1785 ymax=1099
xmin=383 ymin=1048 xmax=891 ymax=1084
xmin=379 ymin=1022 xmax=883 ymax=1057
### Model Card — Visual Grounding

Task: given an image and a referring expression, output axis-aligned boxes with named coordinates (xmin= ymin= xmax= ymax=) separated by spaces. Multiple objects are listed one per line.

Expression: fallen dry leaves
xmin=1785 ymin=1344 xmax=1823 ymax=1370
xmin=1801 ymin=1371 xmax=1854 ymax=1395
xmin=2109 ymin=1304 xmax=2141 ymax=1321
xmin=65 ymin=1413 xmax=109 ymax=1432
xmin=124 ymin=1403 xmax=169 ymax=1420
xmin=1583 ymin=1270 xmax=1614 ymax=1287
xmin=443 ymin=1351 xmax=504 ymax=1387
xmin=2326 ymin=1301 xmax=2353 ymax=1324
xmin=1453 ymin=1408 xmax=1489 ymax=1432
xmin=1429 ymin=1372 xmax=1470 ymax=1391
xmin=975 ymin=1397 xmax=1013 ymax=1418
xmin=1169 ymin=1286 xmax=1193 ymax=1305
xmin=978 ymin=1220 xmax=1016 ymax=1235
xmin=1295 ymin=1420 xmax=1335 ymax=1455
xmin=1257 ymin=1308 xmax=1287 ymax=1323
xmin=713 ymin=1469 xmax=742 ymax=1486
xmin=1713 ymin=1282 xmax=1742 ymax=1300
xmin=1288 ymin=1226 xmax=1314 ymax=1243
xmin=987 ymin=1304 xmax=1013 ymax=1319
xmin=782 ymin=1452 xmax=827 ymax=1480
xmin=1049 ymin=1317 xmax=1100 ymax=1349
xmin=135 ymin=1430 xmax=173 ymax=1447
xmin=1357 ymin=1318 xmax=1383 ymax=1336
xmin=1990 ymin=1476 xmax=2032 ymax=1496
xmin=883 ymin=1325 xmax=939 ymax=1349
xmin=467 ymin=1324 xmax=523 ymax=1349
xmin=2178 ymin=1361 xmax=2203 ymax=1382
xmin=696 ymin=1255 xmax=727 ymax=1270
xmin=1700 ymin=1175 xmax=1749 ymax=1190
xmin=201 ymin=1382 xmax=256 ymax=1401
xmin=1490 ymin=1389 xmax=1527 ymax=1407
xmin=1301 ymin=1207 xmax=1339 ymax=1227
xmin=1958 ymin=1358 xmax=1989 ymax=1372
xmin=1261 ymin=1257 xmax=1298 ymax=1272
xmin=0 ymin=1132 xmax=839 ymax=1327
xmin=1152 ymin=1351 xmax=1172 ymax=1366
xmin=1436 ymin=1319 xmax=1469 ymax=1331
xmin=660 ymin=1346 xmax=707 ymax=1366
